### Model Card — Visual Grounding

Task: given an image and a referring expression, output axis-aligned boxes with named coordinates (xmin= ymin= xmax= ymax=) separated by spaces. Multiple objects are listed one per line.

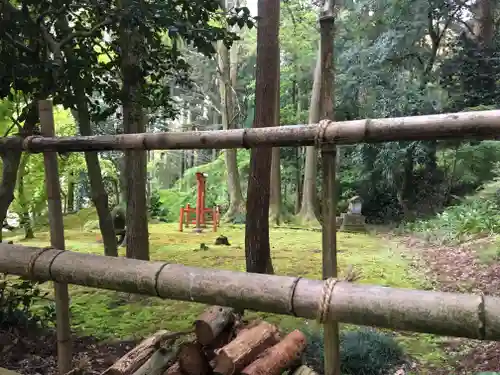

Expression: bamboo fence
xmin=1 ymin=109 xmax=500 ymax=152
xmin=318 ymin=3 xmax=339 ymax=374
xmin=0 ymin=242 xmax=498 ymax=341
xmin=39 ymin=100 xmax=72 ymax=374
xmin=4 ymin=103 xmax=500 ymax=375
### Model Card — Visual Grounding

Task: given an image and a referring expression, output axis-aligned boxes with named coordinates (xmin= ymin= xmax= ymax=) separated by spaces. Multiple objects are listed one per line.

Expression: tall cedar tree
xmin=244 ymin=0 xmax=280 ymax=274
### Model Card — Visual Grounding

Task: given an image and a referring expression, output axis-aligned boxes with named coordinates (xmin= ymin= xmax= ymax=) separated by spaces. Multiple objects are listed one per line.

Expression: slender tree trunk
xmin=59 ymin=12 xmax=118 ymax=256
xmin=67 ymin=175 xmax=75 ymax=213
xmin=297 ymin=50 xmax=322 ymax=226
xmin=71 ymin=107 xmax=118 ymax=257
xmin=17 ymin=153 xmax=34 ymax=239
xmin=119 ymin=5 xmax=149 ymax=260
xmin=294 ymin=86 xmax=303 ymax=214
xmin=0 ymin=103 xmax=38 ymax=242
xmin=245 ymin=0 xmax=280 ymax=275
xmin=269 ymin=81 xmax=281 ymax=224
xmin=217 ymin=3 xmax=245 ymax=221
xmin=111 ymin=178 xmax=120 ymax=206
xmin=295 ymin=149 xmax=303 ymax=214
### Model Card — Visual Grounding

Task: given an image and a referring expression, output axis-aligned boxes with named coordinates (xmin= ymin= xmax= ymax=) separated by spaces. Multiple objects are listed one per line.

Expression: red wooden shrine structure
xmin=178 ymin=172 xmax=220 ymax=232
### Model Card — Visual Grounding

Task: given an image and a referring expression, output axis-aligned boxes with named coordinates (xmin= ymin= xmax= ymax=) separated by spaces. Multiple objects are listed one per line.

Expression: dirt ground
xmin=401 ymin=235 xmax=500 ymax=374
xmin=0 ymin=327 xmax=138 ymax=375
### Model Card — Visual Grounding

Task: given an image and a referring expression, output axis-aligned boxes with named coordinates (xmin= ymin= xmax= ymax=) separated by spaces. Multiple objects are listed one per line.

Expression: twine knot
xmin=316 ymin=265 xmax=362 ymax=324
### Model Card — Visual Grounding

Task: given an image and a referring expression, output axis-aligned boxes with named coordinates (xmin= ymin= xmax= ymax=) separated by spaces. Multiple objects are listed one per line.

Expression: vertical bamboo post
xmin=39 ymin=100 xmax=73 ymax=374
xmin=318 ymin=1 xmax=339 ymax=375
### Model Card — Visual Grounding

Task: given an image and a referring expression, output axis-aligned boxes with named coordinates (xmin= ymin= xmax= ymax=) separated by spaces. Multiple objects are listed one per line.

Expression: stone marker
xmin=340 ymin=195 xmax=367 ymax=233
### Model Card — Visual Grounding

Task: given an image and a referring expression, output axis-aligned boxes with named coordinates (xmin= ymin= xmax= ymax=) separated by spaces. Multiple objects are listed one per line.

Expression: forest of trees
xmin=2 ymin=0 xmax=500 ymax=266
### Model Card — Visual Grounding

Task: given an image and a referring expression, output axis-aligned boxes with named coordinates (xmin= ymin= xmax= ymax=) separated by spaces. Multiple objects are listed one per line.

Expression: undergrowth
xmin=406 ymin=176 xmax=500 ymax=244
xmin=0 ymin=274 xmax=56 ymax=329
xmin=303 ymin=327 xmax=405 ymax=375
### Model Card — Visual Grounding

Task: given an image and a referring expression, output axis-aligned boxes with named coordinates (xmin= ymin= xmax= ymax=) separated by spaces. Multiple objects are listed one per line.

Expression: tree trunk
xmin=244 ymin=0 xmax=280 ymax=274
xmin=297 ymin=50 xmax=322 ymax=226
xmin=67 ymin=174 xmax=75 ymax=213
xmin=269 ymin=147 xmax=281 ymax=225
xmin=269 ymin=73 xmax=281 ymax=225
xmin=119 ymin=7 xmax=150 ymax=260
xmin=217 ymin=4 xmax=245 ymax=222
xmin=59 ymin=11 xmax=118 ymax=256
xmin=0 ymin=103 xmax=38 ymax=242
xmin=294 ymin=86 xmax=303 ymax=215
xmin=473 ymin=0 xmax=494 ymax=45
xmin=71 ymin=107 xmax=118 ymax=257
xmin=17 ymin=153 xmax=34 ymax=239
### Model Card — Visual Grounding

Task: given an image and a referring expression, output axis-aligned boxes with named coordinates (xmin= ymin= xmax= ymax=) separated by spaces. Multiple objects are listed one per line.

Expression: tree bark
xmin=269 ymin=76 xmax=281 ymax=225
xmin=218 ymin=1 xmax=245 ymax=222
xmin=67 ymin=174 xmax=75 ymax=213
xmin=16 ymin=153 xmax=34 ymax=239
xmin=213 ymin=322 xmax=280 ymax=375
xmin=297 ymin=50 xmax=322 ymax=226
xmin=194 ymin=306 xmax=235 ymax=346
xmin=241 ymin=330 xmax=307 ymax=375
xmin=244 ymin=0 xmax=280 ymax=274
xmin=103 ymin=330 xmax=173 ymax=375
xmin=178 ymin=342 xmax=211 ymax=375
xmin=119 ymin=4 xmax=150 ymax=260
xmin=0 ymin=103 xmax=38 ymax=242
xmin=71 ymin=107 xmax=118 ymax=257
xmin=294 ymin=85 xmax=303 ymax=214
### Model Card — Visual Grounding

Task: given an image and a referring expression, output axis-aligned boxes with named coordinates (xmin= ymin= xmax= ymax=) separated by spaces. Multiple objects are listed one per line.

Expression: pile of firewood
xmin=99 ymin=305 xmax=317 ymax=375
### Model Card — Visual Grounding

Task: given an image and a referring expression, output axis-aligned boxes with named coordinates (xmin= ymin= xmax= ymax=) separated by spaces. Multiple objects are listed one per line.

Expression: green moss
xmin=4 ymin=210 xmax=446 ymax=367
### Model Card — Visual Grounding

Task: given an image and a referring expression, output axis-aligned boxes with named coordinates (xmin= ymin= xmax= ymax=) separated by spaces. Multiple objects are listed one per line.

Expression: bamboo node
xmin=22 ymin=135 xmax=39 ymax=151
xmin=241 ymin=129 xmax=250 ymax=149
xmin=26 ymin=246 xmax=54 ymax=277
xmin=154 ymin=262 xmax=170 ymax=297
xmin=288 ymin=276 xmax=302 ymax=316
xmin=317 ymin=277 xmax=338 ymax=324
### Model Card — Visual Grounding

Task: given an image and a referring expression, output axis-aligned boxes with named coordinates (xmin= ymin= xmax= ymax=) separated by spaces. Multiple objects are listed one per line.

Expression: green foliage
xmin=303 ymin=327 xmax=404 ymax=375
xmin=156 ymin=150 xmax=251 ymax=221
xmin=407 ymin=192 xmax=500 ymax=244
xmin=149 ymin=189 xmax=169 ymax=220
xmin=0 ymin=275 xmax=56 ymax=329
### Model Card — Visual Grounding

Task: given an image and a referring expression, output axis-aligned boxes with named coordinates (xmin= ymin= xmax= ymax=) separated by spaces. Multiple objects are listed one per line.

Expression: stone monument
xmin=340 ymin=195 xmax=367 ymax=233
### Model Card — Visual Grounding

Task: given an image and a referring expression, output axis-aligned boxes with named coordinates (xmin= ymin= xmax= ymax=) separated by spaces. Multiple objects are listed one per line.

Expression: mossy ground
xmin=5 ymin=209 xmax=447 ymax=369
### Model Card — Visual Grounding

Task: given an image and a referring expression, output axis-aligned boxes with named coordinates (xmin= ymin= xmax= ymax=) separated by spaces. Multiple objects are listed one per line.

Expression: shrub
xmin=303 ymin=327 xmax=404 ymax=375
xmin=0 ymin=274 xmax=56 ymax=329
xmin=149 ymin=189 xmax=169 ymax=219
xmin=407 ymin=198 xmax=500 ymax=244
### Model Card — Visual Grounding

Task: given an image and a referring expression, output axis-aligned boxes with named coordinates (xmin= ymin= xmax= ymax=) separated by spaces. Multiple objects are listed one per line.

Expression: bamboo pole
xmin=318 ymin=1 xmax=339 ymax=374
xmin=1 ymin=110 xmax=500 ymax=153
xmin=39 ymin=100 xmax=72 ymax=374
xmin=1 ymin=242 xmax=500 ymax=341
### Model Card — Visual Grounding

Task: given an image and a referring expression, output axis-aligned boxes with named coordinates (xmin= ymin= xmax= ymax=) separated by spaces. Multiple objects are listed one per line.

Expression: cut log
xmin=195 ymin=306 xmax=235 ymax=345
xmin=132 ymin=347 xmax=174 ymax=375
xmin=291 ymin=365 xmax=319 ymax=375
xmin=241 ymin=330 xmax=307 ymax=375
xmin=178 ymin=342 xmax=211 ymax=375
xmin=102 ymin=330 xmax=176 ymax=375
xmin=234 ymin=320 xmax=262 ymax=338
xmin=163 ymin=362 xmax=182 ymax=375
xmin=204 ymin=326 xmax=235 ymax=361
xmin=213 ymin=321 xmax=280 ymax=375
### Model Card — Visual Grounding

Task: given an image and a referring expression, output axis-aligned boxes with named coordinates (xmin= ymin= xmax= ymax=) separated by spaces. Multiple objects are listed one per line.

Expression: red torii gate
xmin=178 ymin=172 xmax=220 ymax=232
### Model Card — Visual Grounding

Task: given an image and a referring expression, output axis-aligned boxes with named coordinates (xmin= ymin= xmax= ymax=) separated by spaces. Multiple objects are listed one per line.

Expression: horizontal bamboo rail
xmin=2 ymin=110 xmax=500 ymax=152
xmin=1 ymin=242 xmax=499 ymax=340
